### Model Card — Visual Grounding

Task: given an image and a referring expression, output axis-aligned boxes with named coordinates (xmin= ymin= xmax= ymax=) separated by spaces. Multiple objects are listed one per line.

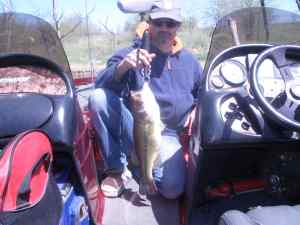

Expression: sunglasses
xmin=151 ymin=20 xmax=180 ymax=28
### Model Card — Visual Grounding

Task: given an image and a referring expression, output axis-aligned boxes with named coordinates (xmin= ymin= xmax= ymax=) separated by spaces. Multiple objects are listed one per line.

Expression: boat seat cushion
xmin=219 ymin=205 xmax=300 ymax=225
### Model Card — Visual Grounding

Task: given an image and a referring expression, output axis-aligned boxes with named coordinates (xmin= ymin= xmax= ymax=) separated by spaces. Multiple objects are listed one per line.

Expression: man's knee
xmin=158 ymin=174 xmax=185 ymax=199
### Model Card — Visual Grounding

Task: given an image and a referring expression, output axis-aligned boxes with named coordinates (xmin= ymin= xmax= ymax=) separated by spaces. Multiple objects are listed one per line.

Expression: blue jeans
xmin=88 ymin=88 xmax=186 ymax=199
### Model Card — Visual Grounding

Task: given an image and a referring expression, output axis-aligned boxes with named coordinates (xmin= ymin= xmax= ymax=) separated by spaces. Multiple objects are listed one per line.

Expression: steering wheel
xmin=250 ymin=45 xmax=300 ymax=131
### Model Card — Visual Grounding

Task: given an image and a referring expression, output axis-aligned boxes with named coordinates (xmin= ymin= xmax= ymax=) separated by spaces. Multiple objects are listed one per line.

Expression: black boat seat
xmin=219 ymin=205 xmax=300 ymax=225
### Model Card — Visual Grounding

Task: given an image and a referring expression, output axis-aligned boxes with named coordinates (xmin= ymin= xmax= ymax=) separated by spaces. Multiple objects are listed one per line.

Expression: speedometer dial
xmin=219 ymin=60 xmax=247 ymax=86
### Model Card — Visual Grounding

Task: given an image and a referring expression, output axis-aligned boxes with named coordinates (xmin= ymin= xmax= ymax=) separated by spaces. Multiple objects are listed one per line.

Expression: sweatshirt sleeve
xmin=94 ymin=47 xmax=133 ymax=96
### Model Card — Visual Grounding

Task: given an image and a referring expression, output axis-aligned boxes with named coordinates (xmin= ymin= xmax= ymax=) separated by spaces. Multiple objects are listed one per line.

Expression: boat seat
xmin=219 ymin=205 xmax=300 ymax=225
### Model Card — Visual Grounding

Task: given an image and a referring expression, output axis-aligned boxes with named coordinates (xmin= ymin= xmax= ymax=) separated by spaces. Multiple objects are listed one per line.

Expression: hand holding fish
xmin=115 ymin=49 xmax=156 ymax=81
xmin=126 ymin=49 xmax=156 ymax=68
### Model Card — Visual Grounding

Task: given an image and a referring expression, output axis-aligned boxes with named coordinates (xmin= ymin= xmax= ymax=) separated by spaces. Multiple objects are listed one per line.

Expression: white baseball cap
xmin=150 ymin=0 xmax=182 ymax=23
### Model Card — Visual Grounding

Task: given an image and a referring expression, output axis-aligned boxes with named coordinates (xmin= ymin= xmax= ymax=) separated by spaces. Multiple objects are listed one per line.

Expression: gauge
xmin=219 ymin=59 xmax=247 ymax=86
xmin=211 ymin=75 xmax=224 ymax=89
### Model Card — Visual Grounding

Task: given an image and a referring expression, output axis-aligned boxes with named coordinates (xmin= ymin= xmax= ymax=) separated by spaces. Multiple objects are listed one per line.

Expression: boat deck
xmin=102 ymin=178 xmax=180 ymax=225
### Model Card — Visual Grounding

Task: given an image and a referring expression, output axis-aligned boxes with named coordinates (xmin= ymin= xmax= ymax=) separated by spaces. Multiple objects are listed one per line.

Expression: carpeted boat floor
xmin=102 ymin=178 xmax=180 ymax=225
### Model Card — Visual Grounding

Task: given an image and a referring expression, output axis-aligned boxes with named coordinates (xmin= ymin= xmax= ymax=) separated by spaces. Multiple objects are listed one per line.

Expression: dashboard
xmin=199 ymin=44 xmax=300 ymax=149
xmin=208 ymin=54 xmax=292 ymax=99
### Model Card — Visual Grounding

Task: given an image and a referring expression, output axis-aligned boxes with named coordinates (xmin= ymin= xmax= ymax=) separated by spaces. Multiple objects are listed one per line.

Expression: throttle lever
xmin=235 ymin=92 xmax=265 ymax=135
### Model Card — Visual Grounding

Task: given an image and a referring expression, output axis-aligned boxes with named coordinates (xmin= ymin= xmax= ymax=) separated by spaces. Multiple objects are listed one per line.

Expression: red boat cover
xmin=0 ymin=130 xmax=53 ymax=211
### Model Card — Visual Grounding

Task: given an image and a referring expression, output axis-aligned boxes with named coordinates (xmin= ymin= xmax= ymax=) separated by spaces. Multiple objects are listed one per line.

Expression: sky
xmin=11 ymin=0 xmax=134 ymax=31
xmin=9 ymin=0 xmax=210 ymax=30
xmin=8 ymin=0 xmax=300 ymax=30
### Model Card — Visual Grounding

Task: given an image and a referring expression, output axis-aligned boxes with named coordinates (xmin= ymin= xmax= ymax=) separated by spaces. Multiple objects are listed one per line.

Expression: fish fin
xmin=130 ymin=149 xmax=140 ymax=167
xmin=153 ymin=155 xmax=161 ymax=168
xmin=139 ymin=181 xmax=147 ymax=196
xmin=139 ymin=178 xmax=157 ymax=196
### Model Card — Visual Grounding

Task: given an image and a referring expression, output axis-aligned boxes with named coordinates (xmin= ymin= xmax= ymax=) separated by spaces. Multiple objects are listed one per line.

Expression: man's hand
xmin=115 ymin=49 xmax=156 ymax=81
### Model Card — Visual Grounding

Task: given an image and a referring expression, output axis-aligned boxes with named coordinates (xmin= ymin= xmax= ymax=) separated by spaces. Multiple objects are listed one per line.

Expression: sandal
xmin=101 ymin=168 xmax=132 ymax=198
xmin=101 ymin=175 xmax=125 ymax=197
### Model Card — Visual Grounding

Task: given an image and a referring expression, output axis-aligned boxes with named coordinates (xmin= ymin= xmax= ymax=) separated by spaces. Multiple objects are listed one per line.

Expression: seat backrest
xmin=0 ymin=54 xmax=78 ymax=150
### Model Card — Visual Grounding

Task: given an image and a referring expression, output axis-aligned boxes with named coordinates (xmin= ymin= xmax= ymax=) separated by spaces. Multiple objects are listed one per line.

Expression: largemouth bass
xmin=130 ymin=82 xmax=163 ymax=195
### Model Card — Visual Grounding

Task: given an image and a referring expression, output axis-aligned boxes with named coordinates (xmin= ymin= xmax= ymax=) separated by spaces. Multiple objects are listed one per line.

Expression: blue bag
xmin=55 ymin=168 xmax=90 ymax=225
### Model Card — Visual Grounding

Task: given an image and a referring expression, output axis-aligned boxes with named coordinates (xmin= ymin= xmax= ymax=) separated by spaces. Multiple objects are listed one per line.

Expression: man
xmin=89 ymin=1 xmax=203 ymax=199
